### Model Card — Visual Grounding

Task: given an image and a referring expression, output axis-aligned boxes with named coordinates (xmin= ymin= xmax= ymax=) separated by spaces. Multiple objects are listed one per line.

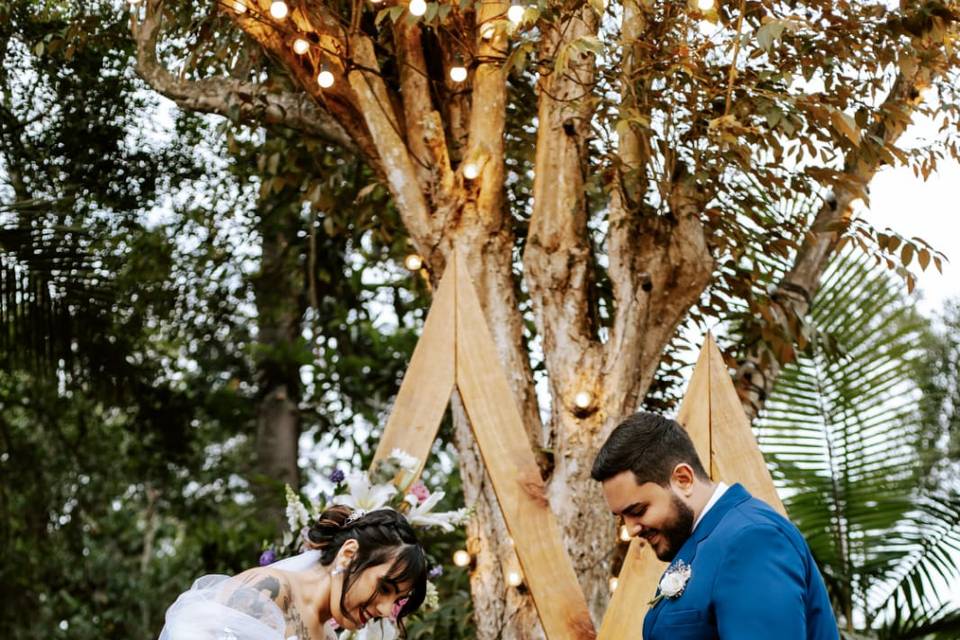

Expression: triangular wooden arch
xmin=374 ymin=249 xmax=784 ymax=640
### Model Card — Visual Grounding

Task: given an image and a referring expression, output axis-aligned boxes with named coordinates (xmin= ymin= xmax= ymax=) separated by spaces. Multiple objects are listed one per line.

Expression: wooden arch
xmin=372 ymin=249 xmax=784 ymax=639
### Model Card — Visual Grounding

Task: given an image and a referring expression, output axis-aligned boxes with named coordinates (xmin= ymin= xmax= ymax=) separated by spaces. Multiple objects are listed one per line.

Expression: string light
xmin=231 ymin=0 xmax=247 ymax=13
xmin=619 ymin=524 xmax=631 ymax=542
xmin=453 ymin=550 xmax=471 ymax=567
xmin=404 ymin=254 xmax=424 ymax=271
xmin=696 ymin=0 xmax=715 ymax=10
xmin=462 ymin=162 xmax=480 ymax=180
xmin=409 ymin=0 xmax=427 ymax=16
xmin=506 ymin=570 xmax=523 ymax=587
xmin=269 ymin=0 xmax=289 ymax=19
xmin=317 ymin=65 xmax=335 ymax=89
xmin=480 ymin=22 xmax=497 ymax=40
xmin=574 ymin=390 xmax=593 ymax=409
xmin=507 ymin=3 xmax=525 ymax=24
xmin=293 ymin=38 xmax=309 ymax=55
xmin=608 ymin=577 xmax=619 ymax=592
xmin=450 ymin=58 xmax=468 ymax=83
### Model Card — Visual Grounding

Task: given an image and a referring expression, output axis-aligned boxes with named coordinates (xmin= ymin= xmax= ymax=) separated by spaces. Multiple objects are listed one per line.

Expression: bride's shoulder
xmin=228 ymin=567 xmax=295 ymax=611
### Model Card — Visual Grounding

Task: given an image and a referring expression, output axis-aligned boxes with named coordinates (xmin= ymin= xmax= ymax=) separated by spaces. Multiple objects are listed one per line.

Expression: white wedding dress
xmin=158 ymin=551 xmax=338 ymax=640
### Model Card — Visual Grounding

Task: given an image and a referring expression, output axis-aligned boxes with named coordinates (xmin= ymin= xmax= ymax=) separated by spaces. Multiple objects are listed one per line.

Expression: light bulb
xmin=697 ymin=0 xmax=715 ymax=10
xmin=506 ymin=570 xmax=523 ymax=587
xmin=232 ymin=0 xmax=247 ymax=13
xmin=318 ymin=68 xmax=335 ymax=89
xmin=608 ymin=577 xmax=619 ymax=592
xmin=619 ymin=524 xmax=631 ymax=542
xmin=270 ymin=1 xmax=289 ymax=19
xmin=404 ymin=254 xmax=423 ymax=271
xmin=507 ymin=4 xmax=525 ymax=24
xmin=574 ymin=390 xmax=592 ymax=409
xmin=450 ymin=65 xmax=468 ymax=83
xmin=463 ymin=162 xmax=480 ymax=180
xmin=480 ymin=22 xmax=497 ymax=40
xmin=409 ymin=0 xmax=427 ymax=16
xmin=453 ymin=550 xmax=471 ymax=567
xmin=293 ymin=38 xmax=309 ymax=55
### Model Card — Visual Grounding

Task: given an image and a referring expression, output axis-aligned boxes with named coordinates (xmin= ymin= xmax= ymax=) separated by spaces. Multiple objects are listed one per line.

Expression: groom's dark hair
xmin=591 ymin=411 xmax=709 ymax=485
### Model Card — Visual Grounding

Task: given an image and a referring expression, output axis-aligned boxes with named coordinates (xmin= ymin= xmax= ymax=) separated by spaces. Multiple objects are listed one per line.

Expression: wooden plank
xmin=454 ymin=251 xmax=596 ymax=640
xmin=372 ymin=265 xmax=456 ymax=475
xmin=598 ymin=338 xmax=713 ymax=639
xmin=703 ymin=333 xmax=786 ymax=515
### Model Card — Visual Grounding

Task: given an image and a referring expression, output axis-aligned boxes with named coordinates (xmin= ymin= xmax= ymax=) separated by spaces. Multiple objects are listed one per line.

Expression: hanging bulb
xmin=696 ymin=0 xmax=715 ymax=10
xmin=462 ymin=162 xmax=479 ymax=180
xmin=404 ymin=254 xmax=424 ymax=271
xmin=507 ymin=4 xmax=525 ymax=24
xmin=453 ymin=550 xmax=471 ymax=567
xmin=480 ymin=22 xmax=497 ymax=40
xmin=269 ymin=1 xmax=289 ymax=19
xmin=450 ymin=57 xmax=468 ymax=83
xmin=506 ymin=570 xmax=523 ymax=587
xmin=608 ymin=577 xmax=619 ymax=592
xmin=574 ymin=390 xmax=593 ymax=409
xmin=317 ymin=65 xmax=335 ymax=89
xmin=619 ymin=524 xmax=631 ymax=542
xmin=409 ymin=0 xmax=427 ymax=16
xmin=231 ymin=0 xmax=247 ymax=13
xmin=293 ymin=38 xmax=310 ymax=55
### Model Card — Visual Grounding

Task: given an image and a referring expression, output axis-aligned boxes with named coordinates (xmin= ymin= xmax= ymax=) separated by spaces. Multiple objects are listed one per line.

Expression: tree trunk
xmin=251 ymin=139 xmax=306 ymax=521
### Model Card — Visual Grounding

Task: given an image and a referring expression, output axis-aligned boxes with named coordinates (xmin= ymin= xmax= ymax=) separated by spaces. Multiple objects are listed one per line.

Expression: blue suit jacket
xmin=642 ymin=484 xmax=838 ymax=640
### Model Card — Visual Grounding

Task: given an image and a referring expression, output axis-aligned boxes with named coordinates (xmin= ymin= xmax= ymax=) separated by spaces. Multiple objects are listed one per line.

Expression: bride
xmin=159 ymin=505 xmax=429 ymax=640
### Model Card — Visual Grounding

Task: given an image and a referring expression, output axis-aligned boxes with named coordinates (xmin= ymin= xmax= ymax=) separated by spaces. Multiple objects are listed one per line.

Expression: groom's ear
xmin=670 ymin=463 xmax=697 ymax=495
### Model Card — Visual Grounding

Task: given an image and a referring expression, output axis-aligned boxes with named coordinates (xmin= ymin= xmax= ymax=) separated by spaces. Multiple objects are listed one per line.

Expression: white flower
xmin=423 ymin=581 xmax=439 ymax=610
xmin=389 ymin=449 xmax=419 ymax=473
xmin=405 ymin=491 xmax=469 ymax=532
xmin=658 ymin=560 xmax=692 ymax=599
xmin=335 ymin=471 xmax=397 ymax=511
xmin=389 ymin=449 xmax=420 ymax=473
xmin=285 ymin=485 xmax=310 ymax=533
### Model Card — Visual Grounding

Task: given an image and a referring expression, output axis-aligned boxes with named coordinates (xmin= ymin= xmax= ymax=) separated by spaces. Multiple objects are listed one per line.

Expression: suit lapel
xmin=643 ymin=484 xmax=752 ymax=637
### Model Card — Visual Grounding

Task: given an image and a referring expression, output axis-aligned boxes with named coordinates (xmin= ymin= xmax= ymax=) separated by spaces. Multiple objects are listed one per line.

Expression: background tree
xmin=755 ymin=251 xmax=960 ymax=638
xmin=132 ymin=0 xmax=960 ymax=635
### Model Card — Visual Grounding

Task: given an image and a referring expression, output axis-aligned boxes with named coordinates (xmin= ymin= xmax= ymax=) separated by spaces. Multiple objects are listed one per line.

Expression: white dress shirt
xmin=692 ymin=481 xmax=729 ymax=532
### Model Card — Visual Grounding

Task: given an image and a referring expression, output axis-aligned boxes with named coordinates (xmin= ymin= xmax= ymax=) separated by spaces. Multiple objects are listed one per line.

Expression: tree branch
xmin=522 ymin=6 xmax=601 ymax=400
xmin=131 ymin=0 xmax=357 ymax=151
xmin=735 ymin=61 xmax=946 ymax=420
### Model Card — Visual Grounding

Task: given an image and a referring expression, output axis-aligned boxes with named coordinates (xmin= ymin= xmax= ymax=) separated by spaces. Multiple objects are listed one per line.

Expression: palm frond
xmin=757 ymin=248 xmax=960 ymax=632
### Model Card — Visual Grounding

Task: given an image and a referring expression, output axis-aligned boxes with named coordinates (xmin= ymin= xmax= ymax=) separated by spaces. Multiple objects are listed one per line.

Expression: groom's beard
xmin=648 ymin=492 xmax=695 ymax=562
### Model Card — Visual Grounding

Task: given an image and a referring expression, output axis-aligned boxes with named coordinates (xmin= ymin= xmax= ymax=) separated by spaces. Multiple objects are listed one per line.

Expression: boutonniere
xmin=648 ymin=560 xmax=692 ymax=606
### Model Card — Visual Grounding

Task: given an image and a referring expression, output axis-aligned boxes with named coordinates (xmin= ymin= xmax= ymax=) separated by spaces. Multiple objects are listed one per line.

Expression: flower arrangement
xmin=262 ymin=449 xmax=470 ymax=639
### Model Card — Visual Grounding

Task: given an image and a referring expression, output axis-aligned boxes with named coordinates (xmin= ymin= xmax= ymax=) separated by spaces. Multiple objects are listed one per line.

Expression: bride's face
xmin=329 ymin=544 xmax=414 ymax=630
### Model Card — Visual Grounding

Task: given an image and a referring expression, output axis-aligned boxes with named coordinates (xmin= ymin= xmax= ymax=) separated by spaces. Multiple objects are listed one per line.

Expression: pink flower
xmin=391 ymin=597 xmax=409 ymax=621
xmin=408 ymin=482 xmax=430 ymax=505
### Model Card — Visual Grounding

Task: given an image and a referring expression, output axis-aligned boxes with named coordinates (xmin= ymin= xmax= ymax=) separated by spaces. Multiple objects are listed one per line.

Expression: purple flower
xmin=428 ymin=565 xmax=443 ymax=579
xmin=259 ymin=548 xmax=277 ymax=566
xmin=328 ymin=468 xmax=345 ymax=484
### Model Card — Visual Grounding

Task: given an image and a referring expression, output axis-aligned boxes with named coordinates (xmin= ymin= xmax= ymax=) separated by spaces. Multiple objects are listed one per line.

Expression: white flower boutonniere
xmin=648 ymin=560 xmax=692 ymax=606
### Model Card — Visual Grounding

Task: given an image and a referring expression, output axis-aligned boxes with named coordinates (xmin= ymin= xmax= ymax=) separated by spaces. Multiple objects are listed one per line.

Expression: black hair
xmin=591 ymin=411 xmax=709 ymax=486
xmin=305 ymin=505 xmax=428 ymax=636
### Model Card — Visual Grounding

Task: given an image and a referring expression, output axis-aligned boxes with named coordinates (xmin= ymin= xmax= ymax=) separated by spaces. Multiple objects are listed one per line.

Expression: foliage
xmin=756 ymin=252 xmax=960 ymax=637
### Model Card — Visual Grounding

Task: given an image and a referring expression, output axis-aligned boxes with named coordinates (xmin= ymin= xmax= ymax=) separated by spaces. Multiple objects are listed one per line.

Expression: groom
xmin=591 ymin=412 xmax=839 ymax=639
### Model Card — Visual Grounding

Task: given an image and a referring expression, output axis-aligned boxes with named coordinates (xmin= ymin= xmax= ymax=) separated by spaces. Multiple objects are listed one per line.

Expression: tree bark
xmin=251 ymin=139 xmax=306 ymax=520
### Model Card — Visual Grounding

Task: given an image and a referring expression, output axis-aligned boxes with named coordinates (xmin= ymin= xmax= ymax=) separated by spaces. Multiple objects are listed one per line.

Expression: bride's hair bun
xmin=304 ymin=504 xmax=352 ymax=550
